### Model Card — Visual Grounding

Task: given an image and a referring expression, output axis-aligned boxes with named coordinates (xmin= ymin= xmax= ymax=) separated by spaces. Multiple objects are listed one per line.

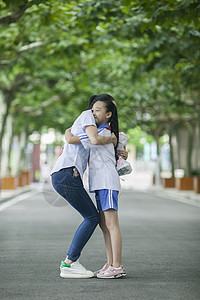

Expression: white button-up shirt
xmin=51 ymin=110 xmax=96 ymax=180
xmin=79 ymin=123 xmax=120 ymax=192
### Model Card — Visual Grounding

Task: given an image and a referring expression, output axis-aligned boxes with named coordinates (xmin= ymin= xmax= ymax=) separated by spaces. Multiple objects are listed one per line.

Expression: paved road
xmin=0 ymin=184 xmax=200 ymax=300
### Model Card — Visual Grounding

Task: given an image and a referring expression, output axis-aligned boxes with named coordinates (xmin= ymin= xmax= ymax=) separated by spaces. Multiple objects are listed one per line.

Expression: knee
xmin=88 ymin=211 xmax=100 ymax=226
xmin=99 ymin=220 xmax=108 ymax=234
xmin=105 ymin=219 xmax=117 ymax=232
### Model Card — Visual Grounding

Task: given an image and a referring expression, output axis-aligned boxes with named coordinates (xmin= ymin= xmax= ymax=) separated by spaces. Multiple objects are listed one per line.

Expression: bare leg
xmin=99 ymin=210 xmax=113 ymax=265
xmin=104 ymin=209 xmax=122 ymax=268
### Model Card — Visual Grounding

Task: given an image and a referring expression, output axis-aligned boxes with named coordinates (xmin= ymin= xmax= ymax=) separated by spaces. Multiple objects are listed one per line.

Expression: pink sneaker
xmin=97 ymin=265 xmax=126 ymax=279
xmin=94 ymin=263 xmax=109 ymax=277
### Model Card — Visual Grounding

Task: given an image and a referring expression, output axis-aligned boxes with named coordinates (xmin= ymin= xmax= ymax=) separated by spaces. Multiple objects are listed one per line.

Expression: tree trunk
xmin=0 ymin=97 xmax=12 ymax=172
xmin=155 ymin=135 xmax=161 ymax=185
xmin=169 ymin=130 xmax=175 ymax=177
xmin=8 ymin=121 xmax=14 ymax=176
xmin=198 ymin=110 xmax=200 ymax=169
xmin=175 ymin=129 xmax=181 ymax=169
xmin=185 ymin=125 xmax=194 ymax=176
xmin=15 ymin=127 xmax=29 ymax=176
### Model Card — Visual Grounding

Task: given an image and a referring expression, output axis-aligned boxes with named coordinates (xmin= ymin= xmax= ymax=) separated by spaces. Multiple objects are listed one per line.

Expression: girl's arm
xmin=65 ymin=128 xmax=80 ymax=144
xmin=65 ymin=126 xmax=117 ymax=146
xmin=85 ymin=126 xmax=117 ymax=146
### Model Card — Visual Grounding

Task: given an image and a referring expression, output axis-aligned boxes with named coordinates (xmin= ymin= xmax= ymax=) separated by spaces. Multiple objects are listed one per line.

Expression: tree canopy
xmin=0 ymin=0 xmax=199 ymax=149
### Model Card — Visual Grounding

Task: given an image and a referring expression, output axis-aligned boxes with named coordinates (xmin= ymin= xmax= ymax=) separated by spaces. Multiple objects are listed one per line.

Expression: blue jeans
xmin=51 ymin=167 xmax=99 ymax=261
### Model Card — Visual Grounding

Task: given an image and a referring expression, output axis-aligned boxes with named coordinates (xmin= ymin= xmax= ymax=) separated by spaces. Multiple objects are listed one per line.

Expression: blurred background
xmin=0 ymin=0 xmax=200 ymax=193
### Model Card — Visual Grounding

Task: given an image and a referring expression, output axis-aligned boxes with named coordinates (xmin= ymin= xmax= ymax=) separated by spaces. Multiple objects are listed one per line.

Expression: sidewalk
xmin=120 ymin=171 xmax=200 ymax=207
xmin=0 ymin=184 xmax=32 ymax=204
xmin=147 ymin=185 xmax=200 ymax=207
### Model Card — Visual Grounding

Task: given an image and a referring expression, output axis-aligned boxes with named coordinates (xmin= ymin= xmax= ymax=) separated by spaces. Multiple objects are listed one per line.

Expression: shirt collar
xmin=98 ymin=123 xmax=109 ymax=129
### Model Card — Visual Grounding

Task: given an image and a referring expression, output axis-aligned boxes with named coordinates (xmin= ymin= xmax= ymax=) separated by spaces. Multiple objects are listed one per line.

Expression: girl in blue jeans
xmin=51 ymin=109 xmax=116 ymax=278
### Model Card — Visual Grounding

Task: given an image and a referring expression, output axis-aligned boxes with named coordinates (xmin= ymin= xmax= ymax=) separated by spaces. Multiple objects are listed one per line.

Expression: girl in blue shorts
xmin=66 ymin=94 xmax=126 ymax=279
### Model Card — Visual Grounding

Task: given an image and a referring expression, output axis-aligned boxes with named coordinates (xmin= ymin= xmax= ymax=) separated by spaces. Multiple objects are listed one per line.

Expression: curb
xmin=0 ymin=187 xmax=32 ymax=205
xmin=146 ymin=187 xmax=200 ymax=207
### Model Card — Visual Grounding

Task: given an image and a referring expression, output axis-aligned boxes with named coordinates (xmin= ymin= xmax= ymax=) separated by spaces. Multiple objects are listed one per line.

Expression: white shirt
xmin=79 ymin=123 xmax=120 ymax=192
xmin=51 ymin=110 xmax=96 ymax=179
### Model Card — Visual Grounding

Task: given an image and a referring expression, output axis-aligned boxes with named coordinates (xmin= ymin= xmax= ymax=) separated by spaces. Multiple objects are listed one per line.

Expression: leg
xmin=103 ymin=209 xmax=122 ymax=268
xmin=66 ymin=187 xmax=100 ymax=262
xmin=52 ymin=168 xmax=99 ymax=263
xmin=99 ymin=210 xmax=113 ymax=266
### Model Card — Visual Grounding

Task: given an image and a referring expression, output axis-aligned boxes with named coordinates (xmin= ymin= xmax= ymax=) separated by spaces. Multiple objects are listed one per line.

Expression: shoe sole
xmin=60 ymin=272 xmax=94 ymax=279
xmin=97 ymin=273 xmax=126 ymax=279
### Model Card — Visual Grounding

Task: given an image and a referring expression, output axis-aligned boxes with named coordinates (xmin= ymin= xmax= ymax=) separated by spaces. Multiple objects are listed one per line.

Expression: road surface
xmin=0 ymin=184 xmax=200 ymax=300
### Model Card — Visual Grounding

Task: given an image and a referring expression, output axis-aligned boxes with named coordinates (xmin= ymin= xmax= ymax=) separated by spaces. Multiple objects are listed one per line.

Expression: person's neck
xmin=98 ymin=119 xmax=109 ymax=126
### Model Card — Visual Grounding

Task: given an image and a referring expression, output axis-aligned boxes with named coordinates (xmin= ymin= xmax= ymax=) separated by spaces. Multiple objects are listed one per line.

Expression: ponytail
xmin=110 ymin=105 xmax=119 ymax=162
xmin=88 ymin=94 xmax=119 ymax=162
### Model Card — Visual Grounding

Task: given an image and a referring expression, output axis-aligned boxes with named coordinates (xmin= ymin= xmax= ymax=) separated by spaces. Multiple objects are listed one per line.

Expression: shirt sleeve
xmin=78 ymin=133 xmax=98 ymax=149
xmin=80 ymin=110 xmax=96 ymax=131
xmin=78 ymin=127 xmax=110 ymax=150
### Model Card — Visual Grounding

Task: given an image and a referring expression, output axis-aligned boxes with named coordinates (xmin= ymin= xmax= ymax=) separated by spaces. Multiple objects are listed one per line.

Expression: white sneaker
xmin=60 ymin=260 xmax=94 ymax=278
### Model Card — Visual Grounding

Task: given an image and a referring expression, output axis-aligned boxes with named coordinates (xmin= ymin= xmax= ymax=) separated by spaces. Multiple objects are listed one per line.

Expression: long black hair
xmin=88 ymin=94 xmax=119 ymax=162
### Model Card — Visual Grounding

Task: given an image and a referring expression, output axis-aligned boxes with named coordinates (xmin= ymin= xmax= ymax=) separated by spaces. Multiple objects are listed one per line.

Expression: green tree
xmin=0 ymin=0 xmax=199 ymax=177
